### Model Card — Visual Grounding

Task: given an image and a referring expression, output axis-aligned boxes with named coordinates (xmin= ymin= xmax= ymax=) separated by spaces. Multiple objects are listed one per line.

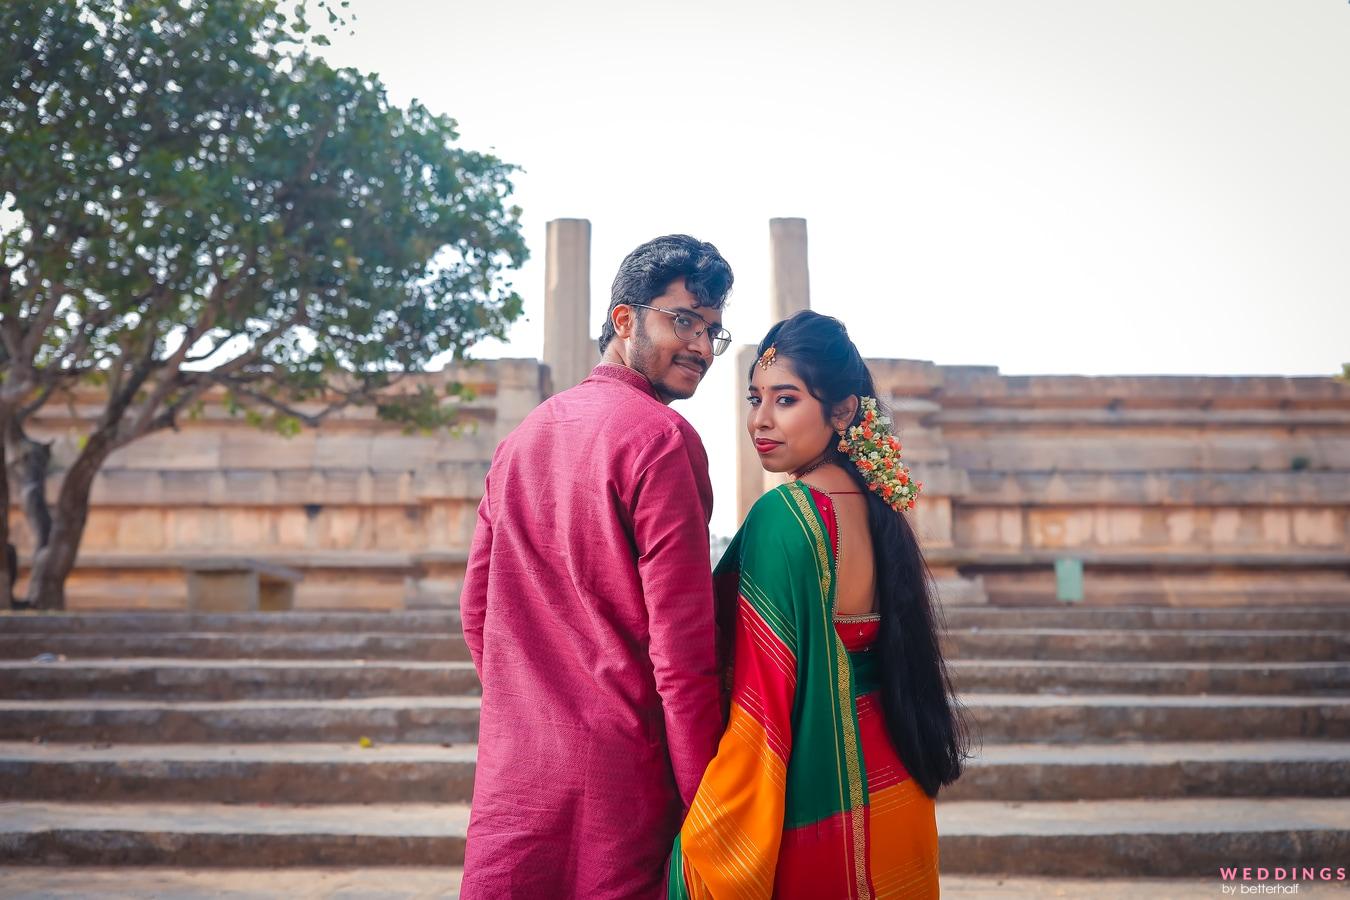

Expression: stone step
xmin=944 ymin=741 xmax=1350 ymax=802
xmin=5 ymin=657 xmax=1344 ymax=703
xmin=0 ymin=611 xmax=460 ymax=635
xmin=7 ymin=627 xmax=1344 ymax=663
xmin=0 ymin=867 xmax=466 ymax=899
xmin=949 ymin=659 xmax=1350 ymax=695
xmin=943 ymin=606 xmax=1350 ymax=632
xmin=0 ymin=697 xmax=481 ymax=744
xmin=2 ymin=798 xmax=1344 ymax=876
xmin=4 ymin=606 xmax=1345 ymax=635
xmin=0 ymin=801 xmax=470 ymax=866
xmin=0 ymin=741 xmax=478 ymax=804
xmin=945 ymin=628 xmax=1350 ymax=662
xmin=4 ymin=740 xmax=1346 ymax=807
xmin=941 ymin=876 xmax=1350 ymax=898
xmin=937 ymin=797 xmax=1350 ymax=876
xmin=3 ymin=693 xmax=1346 ymax=745
xmin=0 ymin=632 xmax=470 ymax=662
xmin=965 ymin=693 xmax=1350 ymax=743
xmin=0 ymin=659 xmax=481 ymax=701
xmin=6 ymin=871 xmax=1348 ymax=900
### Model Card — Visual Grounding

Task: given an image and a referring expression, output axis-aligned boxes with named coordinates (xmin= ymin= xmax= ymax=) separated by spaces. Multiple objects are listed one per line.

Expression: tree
xmin=0 ymin=0 xmax=527 ymax=609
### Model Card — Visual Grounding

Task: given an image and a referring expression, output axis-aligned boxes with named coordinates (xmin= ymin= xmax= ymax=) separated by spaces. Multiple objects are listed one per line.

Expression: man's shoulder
xmin=569 ymin=378 xmax=702 ymax=447
xmin=506 ymin=377 xmax=700 ymax=452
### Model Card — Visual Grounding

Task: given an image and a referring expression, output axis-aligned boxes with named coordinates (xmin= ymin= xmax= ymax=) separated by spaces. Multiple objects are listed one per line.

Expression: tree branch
xmin=116 ymin=373 xmax=216 ymax=447
xmin=216 ymin=380 xmax=358 ymax=428
xmin=183 ymin=329 xmax=247 ymax=364
xmin=0 ymin=305 xmax=23 ymax=364
xmin=15 ymin=380 xmax=58 ymax=421
xmin=121 ymin=294 xmax=222 ymax=437
xmin=119 ymin=252 xmax=289 ymax=442
xmin=50 ymin=294 xmax=118 ymax=371
xmin=19 ymin=280 xmax=68 ymax=362
xmin=201 ymin=310 xmax=306 ymax=381
xmin=101 ymin=325 xmax=161 ymax=433
xmin=17 ymin=219 xmax=84 ymax=358
xmin=0 ymin=264 xmax=13 ymax=311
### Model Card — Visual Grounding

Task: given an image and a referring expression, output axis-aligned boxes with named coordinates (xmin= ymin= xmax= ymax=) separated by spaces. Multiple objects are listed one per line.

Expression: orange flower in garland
xmin=838 ymin=396 xmax=922 ymax=513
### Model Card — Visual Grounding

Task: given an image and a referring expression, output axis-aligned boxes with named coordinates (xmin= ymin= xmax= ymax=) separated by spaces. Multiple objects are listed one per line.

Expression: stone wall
xmin=867 ymin=361 xmax=1350 ymax=606
xmin=10 ymin=214 xmax=1348 ymax=610
xmin=9 ymin=359 xmax=548 ymax=610
xmin=13 ymin=355 xmax=1347 ymax=610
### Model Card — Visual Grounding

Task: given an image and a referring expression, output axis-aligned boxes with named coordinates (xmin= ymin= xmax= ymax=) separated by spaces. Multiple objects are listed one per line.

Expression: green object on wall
xmin=1055 ymin=558 xmax=1084 ymax=603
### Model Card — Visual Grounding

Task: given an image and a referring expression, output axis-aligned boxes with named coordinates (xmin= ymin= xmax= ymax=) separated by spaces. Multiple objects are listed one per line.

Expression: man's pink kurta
xmin=459 ymin=363 xmax=722 ymax=899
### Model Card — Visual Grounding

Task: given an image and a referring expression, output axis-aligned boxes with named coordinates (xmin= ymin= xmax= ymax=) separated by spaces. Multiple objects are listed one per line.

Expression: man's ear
xmin=611 ymin=304 xmax=635 ymax=341
xmin=831 ymin=395 xmax=860 ymax=433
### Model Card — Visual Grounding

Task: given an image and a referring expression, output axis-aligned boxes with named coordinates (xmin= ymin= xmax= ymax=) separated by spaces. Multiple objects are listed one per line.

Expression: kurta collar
xmin=589 ymin=362 xmax=659 ymax=401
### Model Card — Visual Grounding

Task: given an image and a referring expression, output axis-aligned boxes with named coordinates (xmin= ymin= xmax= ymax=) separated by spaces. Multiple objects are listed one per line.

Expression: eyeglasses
xmin=630 ymin=304 xmax=732 ymax=356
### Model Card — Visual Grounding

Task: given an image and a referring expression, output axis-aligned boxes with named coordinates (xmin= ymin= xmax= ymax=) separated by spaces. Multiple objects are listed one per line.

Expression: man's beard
xmin=631 ymin=320 xmax=703 ymax=402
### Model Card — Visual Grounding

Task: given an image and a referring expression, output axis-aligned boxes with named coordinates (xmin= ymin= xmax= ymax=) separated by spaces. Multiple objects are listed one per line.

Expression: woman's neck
xmin=793 ymin=462 xmax=857 ymax=495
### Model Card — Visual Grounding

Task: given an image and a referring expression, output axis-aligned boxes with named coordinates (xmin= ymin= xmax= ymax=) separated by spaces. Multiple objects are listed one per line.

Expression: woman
xmin=669 ymin=311 xmax=968 ymax=899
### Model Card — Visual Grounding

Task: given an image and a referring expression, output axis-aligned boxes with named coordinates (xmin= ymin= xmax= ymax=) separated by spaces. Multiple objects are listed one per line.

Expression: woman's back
xmin=670 ymin=483 xmax=939 ymax=900
xmin=671 ymin=310 xmax=963 ymax=900
xmin=801 ymin=476 xmax=875 ymax=616
xmin=810 ymin=486 xmax=940 ymax=899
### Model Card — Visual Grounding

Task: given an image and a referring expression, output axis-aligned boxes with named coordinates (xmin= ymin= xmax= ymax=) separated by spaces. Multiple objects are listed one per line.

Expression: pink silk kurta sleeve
xmin=459 ymin=363 xmax=722 ymax=900
xmin=631 ymin=420 xmax=721 ymax=809
xmin=459 ymin=468 xmax=492 ymax=675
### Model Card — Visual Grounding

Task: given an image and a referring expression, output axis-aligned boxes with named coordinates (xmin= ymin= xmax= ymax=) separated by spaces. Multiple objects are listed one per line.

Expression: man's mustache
xmin=674 ymin=356 xmax=708 ymax=375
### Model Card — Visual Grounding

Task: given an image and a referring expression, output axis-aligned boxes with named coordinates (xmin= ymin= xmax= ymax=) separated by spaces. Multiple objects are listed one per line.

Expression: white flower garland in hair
xmin=837 ymin=396 xmax=922 ymax=512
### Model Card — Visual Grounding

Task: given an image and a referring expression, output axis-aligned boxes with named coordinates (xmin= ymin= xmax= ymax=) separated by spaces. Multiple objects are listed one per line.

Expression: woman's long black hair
xmin=753 ymin=310 xmax=969 ymax=798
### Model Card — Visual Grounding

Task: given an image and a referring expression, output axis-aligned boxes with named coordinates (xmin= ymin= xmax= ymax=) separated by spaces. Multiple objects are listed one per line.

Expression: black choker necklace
xmin=792 ymin=453 xmax=830 ymax=480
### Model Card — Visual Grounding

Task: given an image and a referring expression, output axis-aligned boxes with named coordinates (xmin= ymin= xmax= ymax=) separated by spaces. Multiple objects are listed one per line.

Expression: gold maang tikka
xmin=757 ymin=345 xmax=778 ymax=370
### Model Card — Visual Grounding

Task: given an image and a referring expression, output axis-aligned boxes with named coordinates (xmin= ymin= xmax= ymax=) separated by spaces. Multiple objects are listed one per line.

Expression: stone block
xmin=312 ymin=432 xmax=373 ymax=469
xmin=184 ymin=560 xmax=301 ymax=613
xmin=102 ymin=429 xmax=221 ymax=470
xmin=219 ymin=430 xmax=317 ymax=470
xmin=77 ymin=512 xmax=120 ymax=554
xmin=187 ymin=571 xmax=260 ymax=612
xmin=320 ymin=509 xmax=362 ymax=550
xmin=1026 ymin=510 xmax=1095 ymax=549
xmin=1261 ymin=510 xmax=1293 ymax=546
xmin=912 ymin=495 xmax=953 ymax=546
xmin=1293 ymin=509 xmax=1342 ymax=546
xmin=275 ymin=509 xmax=311 ymax=549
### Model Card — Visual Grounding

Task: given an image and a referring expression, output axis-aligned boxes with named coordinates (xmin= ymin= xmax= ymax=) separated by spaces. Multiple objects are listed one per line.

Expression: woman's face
xmin=747 ymin=357 xmax=845 ymax=474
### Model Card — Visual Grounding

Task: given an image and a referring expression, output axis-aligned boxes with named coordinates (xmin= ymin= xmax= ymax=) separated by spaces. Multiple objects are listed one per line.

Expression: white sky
xmin=321 ymin=0 xmax=1350 ymax=536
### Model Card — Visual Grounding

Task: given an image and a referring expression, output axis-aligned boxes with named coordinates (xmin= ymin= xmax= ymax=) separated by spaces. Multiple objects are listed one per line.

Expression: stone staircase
xmin=1 ymin=606 xmax=1348 ymax=898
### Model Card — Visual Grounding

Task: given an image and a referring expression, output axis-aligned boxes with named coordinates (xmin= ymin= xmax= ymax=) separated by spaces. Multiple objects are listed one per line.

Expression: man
xmin=459 ymin=234 xmax=735 ymax=898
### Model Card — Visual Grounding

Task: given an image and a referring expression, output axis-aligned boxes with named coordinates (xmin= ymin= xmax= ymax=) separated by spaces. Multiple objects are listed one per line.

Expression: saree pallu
xmin=670 ymin=482 xmax=939 ymax=899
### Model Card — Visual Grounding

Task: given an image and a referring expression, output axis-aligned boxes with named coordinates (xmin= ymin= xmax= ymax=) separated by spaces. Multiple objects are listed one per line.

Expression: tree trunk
xmin=8 ymin=422 xmax=53 ymax=551
xmin=0 ymin=415 xmax=15 ymax=609
xmin=24 ymin=433 xmax=108 ymax=611
xmin=4 ymin=420 xmax=51 ymax=606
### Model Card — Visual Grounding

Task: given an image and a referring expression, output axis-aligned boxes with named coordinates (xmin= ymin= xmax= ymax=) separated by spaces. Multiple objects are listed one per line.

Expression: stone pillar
xmin=769 ymin=217 xmax=810 ymax=322
xmin=543 ymin=218 xmax=594 ymax=395
xmin=734 ymin=218 xmax=814 ymax=524
xmin=729 ymin=219 xmax=811 ymax=523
